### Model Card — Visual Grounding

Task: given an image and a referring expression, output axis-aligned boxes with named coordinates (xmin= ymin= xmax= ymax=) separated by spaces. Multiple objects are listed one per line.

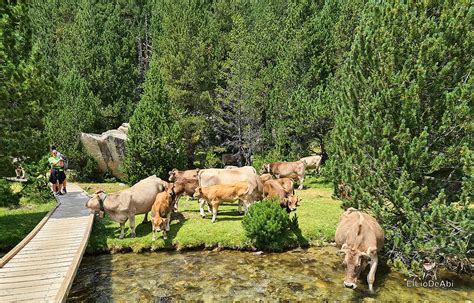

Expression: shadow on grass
xmin=0 ymin=210 xmax=50 ymax=252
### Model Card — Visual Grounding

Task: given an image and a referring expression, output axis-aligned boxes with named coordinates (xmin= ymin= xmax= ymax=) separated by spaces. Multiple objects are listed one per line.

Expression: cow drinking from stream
xmin=335 ymin=208 xmax=384 ymax=293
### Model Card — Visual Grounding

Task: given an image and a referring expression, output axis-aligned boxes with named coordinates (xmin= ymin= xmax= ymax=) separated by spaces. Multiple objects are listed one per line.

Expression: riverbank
xmin=79 ymin=177 xmax=343 ymax=254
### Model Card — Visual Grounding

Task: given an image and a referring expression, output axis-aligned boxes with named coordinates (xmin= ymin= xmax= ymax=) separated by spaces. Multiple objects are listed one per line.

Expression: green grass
xmin=85 ymin=176 xmax=343 ymax=253
xmin=0 ymin=188 xmax=56 ymax=251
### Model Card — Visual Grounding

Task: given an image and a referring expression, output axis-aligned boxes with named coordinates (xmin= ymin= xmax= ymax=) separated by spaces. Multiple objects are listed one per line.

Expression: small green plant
xmin=0 ymin=179 xmax=19 ymax=207
xmin=242 ymin=199 xmax=292 ymax=251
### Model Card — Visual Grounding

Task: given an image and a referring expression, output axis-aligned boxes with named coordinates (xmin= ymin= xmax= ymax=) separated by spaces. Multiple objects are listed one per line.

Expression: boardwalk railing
xmin=0 ymin=184 xmax=94 ymax=302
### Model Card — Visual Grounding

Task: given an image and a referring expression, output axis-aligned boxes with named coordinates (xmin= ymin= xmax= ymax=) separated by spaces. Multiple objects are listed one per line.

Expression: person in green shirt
xmin=48 ymin=149 xmax=65 ymax=196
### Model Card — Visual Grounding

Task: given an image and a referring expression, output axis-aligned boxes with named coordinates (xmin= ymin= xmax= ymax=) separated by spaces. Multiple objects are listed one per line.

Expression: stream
xmin=68 ymin=247 xmax=472 ymax=301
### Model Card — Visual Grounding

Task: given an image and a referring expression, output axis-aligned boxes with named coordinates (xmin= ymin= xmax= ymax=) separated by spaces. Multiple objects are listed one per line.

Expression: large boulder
xmin=80 ymin=123 xmax=129 ymax=179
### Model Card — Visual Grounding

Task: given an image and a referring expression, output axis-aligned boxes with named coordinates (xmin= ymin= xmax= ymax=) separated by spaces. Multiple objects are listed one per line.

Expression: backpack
xmin=58 ymin=152 xmax=69 ymax=170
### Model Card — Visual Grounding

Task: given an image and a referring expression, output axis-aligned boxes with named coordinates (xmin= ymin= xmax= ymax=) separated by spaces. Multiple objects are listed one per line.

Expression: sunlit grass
xmin=85 ymin=177 xmax=342 ymax=252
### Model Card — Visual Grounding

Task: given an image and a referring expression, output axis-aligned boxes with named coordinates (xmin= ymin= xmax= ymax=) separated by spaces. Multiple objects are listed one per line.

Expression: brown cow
xmin=168 ymin=169 xmax=199 ymax=210
xmin=198 ymin=167 xmax=262 ymax=217
xmin=261 ymin=161 xmax=306 ymax=190
xmin=259 ymin=173 xmax=273 ymax=183
xmin=275 ymin=178 xmax=294 ymax=194
xmin=85 ymin=175 xmax=167 ymax=238
xmin=261 ymin=174 xmax=294 ymax=194
xmin=151 ymin=185 xmax=176 ymax=240
xmin=262 ymin=179 xmax=300 ymax=212
xmin=168 ymin=168 xmax=199 ymax=182
xmin=335 ymin=208 xmax=384 ymax=292
xmin=300 ymin=155 xmax=323 ymax=174
xmin=193 ymin=181 xmax=251 ymax=223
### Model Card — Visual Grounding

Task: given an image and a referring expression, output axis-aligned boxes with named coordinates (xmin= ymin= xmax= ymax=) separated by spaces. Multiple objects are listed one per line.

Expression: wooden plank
xmin=0 ymin=257 xmax=73 ymax=273
xmin=20 ymin=241 xmax=83 ymax=252
xmin=0 ymin=203 xmax=60 ymax=268
xmin=0 ymin=282 xmax=61 ymax=296
xmin=0 ymin=266 xmax=69 ymax=279
xmin=0 ymin=277 xmax=63 ymax=290
xmin=55 ymin=212 xmax=94 ymax=303
xmin=0 ymin=272 xmax=66 ymax=284
xmin=4 ymin=257 xmax=74 ymax=268
xmin=0 ymin=261 xmax=71 ymax=273
xmin=4 ymin=252 xmax=75 ymax=268
xmin=14 ymin=248 xmax=78 ymax=256
xmin=8 ymin=252 xmax=77 ymax=261
xmin=0 ymin=288 xmax=58 ymax=301
xmin=28 ymin=235 xmax=85 ymax=241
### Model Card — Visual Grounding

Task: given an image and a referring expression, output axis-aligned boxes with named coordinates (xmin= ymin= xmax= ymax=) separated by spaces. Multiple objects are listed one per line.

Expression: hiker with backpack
xmin=49 ymin=145 xmax=68 ymax=195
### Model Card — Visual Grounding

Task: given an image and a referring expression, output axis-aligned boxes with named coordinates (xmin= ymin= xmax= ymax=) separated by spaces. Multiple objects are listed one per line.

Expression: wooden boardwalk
xmin=0 ymin=184 xmax=94 ymax=302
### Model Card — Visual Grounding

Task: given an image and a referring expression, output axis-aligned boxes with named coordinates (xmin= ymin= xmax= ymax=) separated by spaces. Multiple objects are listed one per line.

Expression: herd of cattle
xmin=85 ymin=154 xmax=385 ymax=292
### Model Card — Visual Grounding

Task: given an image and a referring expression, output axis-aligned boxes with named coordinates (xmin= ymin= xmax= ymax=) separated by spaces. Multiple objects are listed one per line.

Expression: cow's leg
xmin=298 ymin=175 xmax=304 ymax=190
xmin=129 ymin=216 xmax=136 ymax=238
xmin=152 ymin=223 xmax=156 ymax=241
xmin=367 ymin=255 xmax=378 ymax=293
xmin=142 ymin=212 xmax=148 ymax=224
xmin=211 ymin=202 xmax=219 ymax=223
xmin=173 ymin=194 xmax=182 ymax=212
xmin=238 ymin=200 xmax=243 ymax=214
xmin=199 ymin=198 xmax=206 ymax=217
xmin=119 ymin=223 xmax=125 ymax=239
xmin=166 ymin=213 xmax=171 ymax=231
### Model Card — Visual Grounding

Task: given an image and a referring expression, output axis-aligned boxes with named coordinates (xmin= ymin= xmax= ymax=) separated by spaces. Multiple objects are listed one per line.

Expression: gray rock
xmin=80 ymin=123 xmax=129 ymax=179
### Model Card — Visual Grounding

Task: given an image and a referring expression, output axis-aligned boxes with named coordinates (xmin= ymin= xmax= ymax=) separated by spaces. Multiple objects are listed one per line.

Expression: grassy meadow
xmin=0 ymin=182 xmax=56 ymax=252
xmin=79 ymin=177 xmax=343 ymax=253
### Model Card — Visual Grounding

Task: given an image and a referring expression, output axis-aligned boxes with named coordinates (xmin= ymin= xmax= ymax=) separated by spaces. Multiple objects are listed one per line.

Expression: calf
xmin=261 ymin=161 xmax=306 ymax=189
xmin=259 ymin=173 xmax=273 ymax=183
xmin=193 ymin=181 xmax=251 ymax=223
xmin=197 ymin=167 xmax=262 ymax=217
xmin=275 ymin=178 xmax=294 ymax=194
xmin=260 ymin=174 xmax=294 ymax=194
xmin=262 ymin=179 xmax=300 ymax=212
xmin=335 ymin=208 xmax=384 ymax=292
xmin=151 ymin=185 xmax=176 ymax=240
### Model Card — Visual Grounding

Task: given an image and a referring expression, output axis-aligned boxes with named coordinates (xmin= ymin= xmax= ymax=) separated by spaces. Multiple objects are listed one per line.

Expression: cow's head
xmin=166 ymin=183 xmax=177 ymax=200
xmin=260 ymin=164 xmax=270 ymax=174
xmin=151 ymin=216 xmax=169 ymax=240
xmin=193 ymin=186 xmax=202 ymax=199
xmin=168 ymin=169 xmax=178 ymax=181
xmin=284 ymin=195 xmax=300 ymax=212
xmin=338 ymin=244 xmax=375 ymax=289
xmin=85 ymin=190 xmax=107 ymax=218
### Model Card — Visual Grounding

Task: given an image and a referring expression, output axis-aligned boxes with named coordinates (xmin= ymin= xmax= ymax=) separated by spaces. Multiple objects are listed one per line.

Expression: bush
xmin=0 ymin=179 xmax=19 ymax=207
xmin=21 ymin=175 xmax=51 ymax=204
xmin=21 ymin=157 xmax=54 ymax=203
xmin=242 ymin=199 xmax=293 ymax=251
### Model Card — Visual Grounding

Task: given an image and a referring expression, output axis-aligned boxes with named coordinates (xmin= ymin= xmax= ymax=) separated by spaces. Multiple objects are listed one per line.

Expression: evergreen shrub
xmin=242 ymin=199 xmax=292 ymax=250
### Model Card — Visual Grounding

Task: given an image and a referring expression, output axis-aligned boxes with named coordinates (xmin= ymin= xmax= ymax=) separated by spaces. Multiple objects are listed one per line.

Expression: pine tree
xmin=329 ymin=1 xmax=473 ymax=273
xmin=0 ymin=1 xmax=54 ymax=175
xmin=123 ymin=56 xmax=186 ymax=184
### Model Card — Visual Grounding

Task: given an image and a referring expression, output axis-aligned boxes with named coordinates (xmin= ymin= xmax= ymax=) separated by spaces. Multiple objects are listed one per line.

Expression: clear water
xmin=68 ymin=247 xmax=473 ymax=302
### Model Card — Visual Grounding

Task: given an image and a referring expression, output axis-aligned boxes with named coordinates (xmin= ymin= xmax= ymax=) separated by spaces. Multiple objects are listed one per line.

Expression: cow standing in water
xmin=335 ymin=208 xmax=384 ymax=293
